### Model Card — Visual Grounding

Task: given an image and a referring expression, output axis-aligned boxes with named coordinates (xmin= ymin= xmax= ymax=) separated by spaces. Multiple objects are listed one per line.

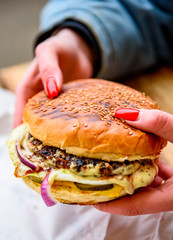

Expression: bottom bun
xmin=23 ymin=177 xmax=127 ymax=205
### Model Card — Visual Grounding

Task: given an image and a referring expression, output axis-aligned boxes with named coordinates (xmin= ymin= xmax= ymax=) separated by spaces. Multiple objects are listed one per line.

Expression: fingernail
xmin=46 ymin=79 xmax=59 ymax=99
xmin=115 ymin=108 xmax=140 ymax=121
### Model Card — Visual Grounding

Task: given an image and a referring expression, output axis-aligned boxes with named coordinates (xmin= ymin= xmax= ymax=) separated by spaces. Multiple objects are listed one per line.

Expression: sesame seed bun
xmin=23 ymin=79 xmax=166 ymax=161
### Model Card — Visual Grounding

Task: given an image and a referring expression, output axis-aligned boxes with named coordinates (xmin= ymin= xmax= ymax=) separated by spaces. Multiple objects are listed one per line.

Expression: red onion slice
xmin=41 ymin=173 xmax=58 ymax=207
xmin=16 ymin=143 xmax=37 ymax=171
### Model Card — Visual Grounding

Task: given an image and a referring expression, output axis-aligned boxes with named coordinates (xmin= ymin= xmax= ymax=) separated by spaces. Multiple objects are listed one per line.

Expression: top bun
xmin=23 ymin=79 xmax=166 ymax=161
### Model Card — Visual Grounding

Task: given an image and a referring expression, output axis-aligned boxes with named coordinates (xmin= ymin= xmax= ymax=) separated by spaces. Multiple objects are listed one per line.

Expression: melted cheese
xmin=22 ymin=162 xmax=157 ymax=196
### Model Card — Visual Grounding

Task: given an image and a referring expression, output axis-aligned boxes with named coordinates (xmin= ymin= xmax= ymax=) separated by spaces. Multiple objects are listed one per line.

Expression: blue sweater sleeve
xmin=39 ymin=0 xmax=173 ymax=80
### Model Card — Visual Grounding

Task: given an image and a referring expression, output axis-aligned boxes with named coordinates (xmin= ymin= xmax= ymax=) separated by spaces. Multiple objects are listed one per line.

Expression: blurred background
xmin=0 ymin=0 xmax=47 ymax=68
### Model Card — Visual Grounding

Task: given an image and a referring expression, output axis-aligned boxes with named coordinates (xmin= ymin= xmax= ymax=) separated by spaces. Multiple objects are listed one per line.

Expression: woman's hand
xmin=14 ymin=28 xmax=94 ymax=127
xmin=115 ymin=108 xmax=173 ymax=142
xmin=95 ymin=109 xmax=173 ymax=216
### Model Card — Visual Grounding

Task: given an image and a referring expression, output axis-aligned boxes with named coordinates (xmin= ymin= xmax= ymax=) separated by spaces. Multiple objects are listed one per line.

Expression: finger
xmin=116 ymin=109 xmax=173 ymax=143
xmin=35 ymin=39 xmax=63 ymax=98
xmin=150 ymin=175 xmax=164 ymax=188
xmin=94 ymin=177 xmax=173 ymax=216
xmin=158 ymin=160 xmax=173 ymax=180
xmin=14 ymin=59 xmax=42 ymax=128
xmin=14 ymin=88 xmax=27 ymax=128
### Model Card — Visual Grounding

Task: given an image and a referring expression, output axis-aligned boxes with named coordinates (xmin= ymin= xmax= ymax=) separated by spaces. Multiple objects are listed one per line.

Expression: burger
xmin=6 ymin=79 xmax=166 ymax=206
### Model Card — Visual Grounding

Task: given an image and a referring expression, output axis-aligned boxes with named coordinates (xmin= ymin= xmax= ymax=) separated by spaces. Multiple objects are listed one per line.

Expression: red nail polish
xmin=46 ymin=79 xmax=59 ymax=99
xmin=115 ymin=108 xmax=139 ymax=121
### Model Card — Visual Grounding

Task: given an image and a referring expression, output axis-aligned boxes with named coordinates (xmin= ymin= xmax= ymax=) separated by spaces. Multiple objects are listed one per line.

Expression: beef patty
xmin=22 ymin=133 xmax=154 ymax=178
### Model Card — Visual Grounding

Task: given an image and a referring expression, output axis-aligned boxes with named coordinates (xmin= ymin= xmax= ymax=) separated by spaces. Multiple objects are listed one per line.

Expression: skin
xmin=14 ymin=28 xmax=94 ymax=128
xmin=95 ymin=109 xmax=173 ymax=216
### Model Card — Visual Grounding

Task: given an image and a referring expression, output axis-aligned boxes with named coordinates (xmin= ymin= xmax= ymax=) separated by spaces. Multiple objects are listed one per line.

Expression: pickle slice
xmin=29 ymin=175 xmax=43 ymax=184
xmin=74 ymin=182 xmax=114 ymax=191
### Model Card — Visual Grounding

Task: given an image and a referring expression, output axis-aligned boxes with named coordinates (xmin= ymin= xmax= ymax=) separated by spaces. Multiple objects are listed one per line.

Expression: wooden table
xmin=0 ymin=63 xmax=173 ymax=166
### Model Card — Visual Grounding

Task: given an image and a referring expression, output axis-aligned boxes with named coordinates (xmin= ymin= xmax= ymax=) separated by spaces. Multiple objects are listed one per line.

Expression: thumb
xmin=115 ymin=108 xmax=173 ymax=143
